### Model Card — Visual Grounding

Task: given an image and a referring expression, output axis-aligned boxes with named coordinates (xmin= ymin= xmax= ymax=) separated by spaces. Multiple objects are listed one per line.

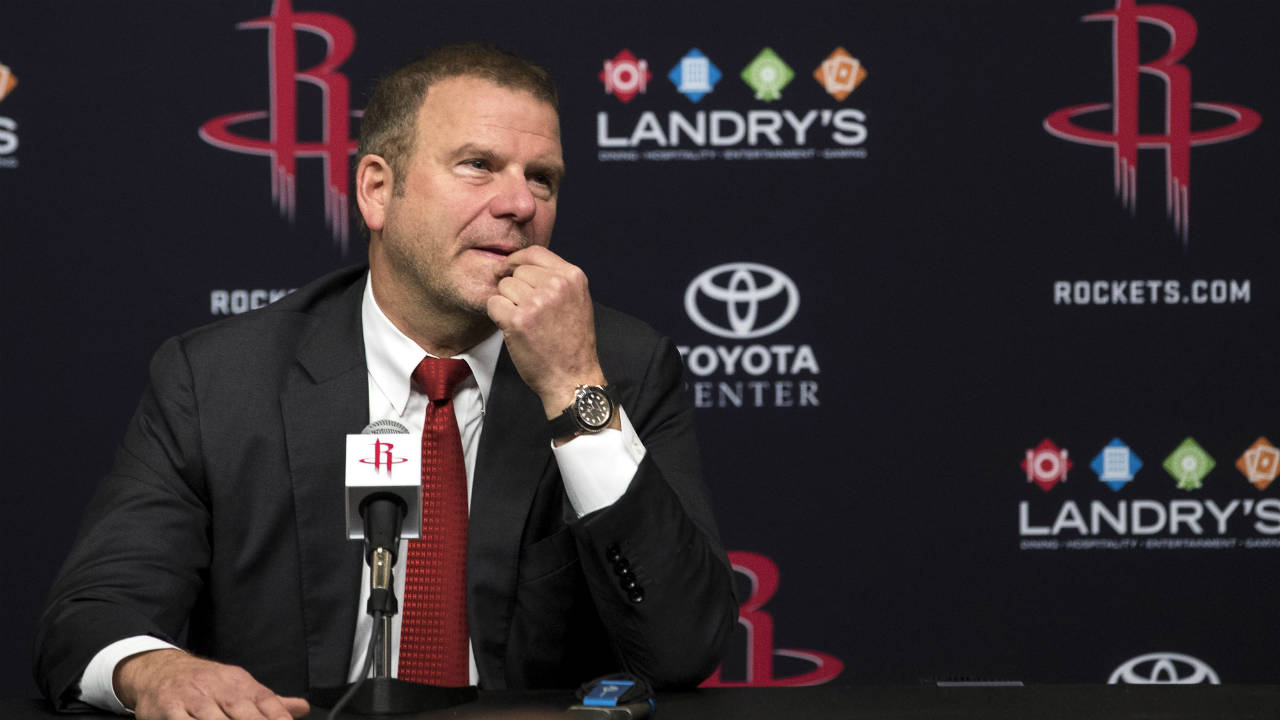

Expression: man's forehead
xmin=416 ymin=75 xmax=558 ymax=131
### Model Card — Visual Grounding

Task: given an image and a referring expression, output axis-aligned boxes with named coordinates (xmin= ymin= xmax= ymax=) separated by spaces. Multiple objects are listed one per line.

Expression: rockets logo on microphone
xmin=345 ymin=429 xmax=421 ymax=540
xmin=359 ymin=439 xmax=409 ymax=475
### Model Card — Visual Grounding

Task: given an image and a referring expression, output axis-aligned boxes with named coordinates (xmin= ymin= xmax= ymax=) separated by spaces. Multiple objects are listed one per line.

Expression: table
xmin=5 ymin=684 xmax=1278 ymax=719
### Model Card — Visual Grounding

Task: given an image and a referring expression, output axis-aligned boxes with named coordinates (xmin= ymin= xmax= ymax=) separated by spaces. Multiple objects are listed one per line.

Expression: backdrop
xmin=2 ymin=0 xmax=1276 ymax=696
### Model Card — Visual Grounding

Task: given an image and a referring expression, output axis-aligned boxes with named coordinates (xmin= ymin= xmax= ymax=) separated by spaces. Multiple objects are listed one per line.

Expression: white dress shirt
xmin=77 ymin=274 xmax=646 ymax=712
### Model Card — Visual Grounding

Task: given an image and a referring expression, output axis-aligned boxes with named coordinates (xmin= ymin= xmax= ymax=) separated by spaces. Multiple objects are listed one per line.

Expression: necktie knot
xmin=412 ymin=357 xmax=472 ymax=404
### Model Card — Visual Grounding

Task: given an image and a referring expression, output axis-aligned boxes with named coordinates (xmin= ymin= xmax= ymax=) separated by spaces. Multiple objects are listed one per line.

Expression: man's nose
xmin=489 ymin=171 xmax=537 ymax=223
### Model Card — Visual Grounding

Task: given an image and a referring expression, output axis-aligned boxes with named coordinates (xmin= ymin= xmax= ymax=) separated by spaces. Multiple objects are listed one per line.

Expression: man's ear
xmin=355 ymin=154 xmax=393 ymax=232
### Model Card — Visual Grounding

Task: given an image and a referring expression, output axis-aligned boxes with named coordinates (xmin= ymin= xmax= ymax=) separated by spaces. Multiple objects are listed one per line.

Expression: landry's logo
xmin=1043 ymin=0 xmax=1262 ymax=246
xmin=199 ymin=0 xmax=360 ymax=251
xmin=702 ymin=552 xmax=843 ymax=687
xmin=1019 ymin=435 xmax=1280 ymax=549
xmin=595 ymin=45 xmax=870 ymax=162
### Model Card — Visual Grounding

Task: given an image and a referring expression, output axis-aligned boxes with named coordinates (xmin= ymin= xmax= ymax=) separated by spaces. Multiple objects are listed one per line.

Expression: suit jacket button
xmin=627 ymin=587 xmax=645 ymax=603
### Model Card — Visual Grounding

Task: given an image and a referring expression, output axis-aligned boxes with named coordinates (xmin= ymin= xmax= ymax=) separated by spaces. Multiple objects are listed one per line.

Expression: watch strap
xmin=548 ymin=384 xmax=619 ymax=439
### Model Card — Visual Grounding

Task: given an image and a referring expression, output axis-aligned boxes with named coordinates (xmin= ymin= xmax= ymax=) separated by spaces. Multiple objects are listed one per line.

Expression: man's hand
xmin=486 ymin=245 xmax=607 ymax=418
xmin=114 ymin=649 xmax=310 ymax=720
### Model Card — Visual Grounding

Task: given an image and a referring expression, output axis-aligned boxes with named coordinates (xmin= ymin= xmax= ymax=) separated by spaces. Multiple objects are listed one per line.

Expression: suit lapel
xmin=468 ymin=346 xmax=553 ymax=688
xmin=281 ymin=276 xmax=369 ymax=690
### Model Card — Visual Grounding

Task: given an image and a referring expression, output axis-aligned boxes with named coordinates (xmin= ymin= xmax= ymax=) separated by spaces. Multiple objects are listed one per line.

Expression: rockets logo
xmin=199 ymin=0 xmax=360 ymax=251
xmin=702 ymin=552 xmax=843 ymax=687
xmin=1044 ymin=0 xmax=1261 ymax=246
xmin=358 ymin=438 xmax=408 ymax=475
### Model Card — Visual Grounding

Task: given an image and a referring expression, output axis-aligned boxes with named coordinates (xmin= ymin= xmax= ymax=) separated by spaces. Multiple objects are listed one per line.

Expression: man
xmin=34 ymin=45 xmax=736 ymax=720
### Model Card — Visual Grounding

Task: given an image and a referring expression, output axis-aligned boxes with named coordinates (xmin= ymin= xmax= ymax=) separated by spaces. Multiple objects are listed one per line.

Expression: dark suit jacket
xmin=34 ymin=264 xmax=736 ymax=709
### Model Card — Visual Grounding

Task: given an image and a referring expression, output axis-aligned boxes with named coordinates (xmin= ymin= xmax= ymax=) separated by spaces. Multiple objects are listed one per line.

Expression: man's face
xmin=372 ymin=75 xmax=563 ymax=322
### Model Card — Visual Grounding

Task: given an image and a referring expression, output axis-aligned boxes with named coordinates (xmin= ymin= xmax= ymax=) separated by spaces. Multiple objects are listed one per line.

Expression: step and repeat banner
xmin=2 ymin=0 xmax=1276 ymax=694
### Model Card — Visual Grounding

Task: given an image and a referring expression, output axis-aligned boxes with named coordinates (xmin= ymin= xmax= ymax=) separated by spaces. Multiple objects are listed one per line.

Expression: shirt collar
xmin=361 ymin=274 xmax=503 ymax=414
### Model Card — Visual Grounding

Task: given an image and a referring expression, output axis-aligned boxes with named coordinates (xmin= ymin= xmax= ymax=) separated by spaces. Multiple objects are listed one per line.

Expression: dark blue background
xmin=2 ymin=0 xmax=1276 ymax=695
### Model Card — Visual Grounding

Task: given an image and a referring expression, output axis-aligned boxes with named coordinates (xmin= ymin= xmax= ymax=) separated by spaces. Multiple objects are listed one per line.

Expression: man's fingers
xmin=496 ymin=274 xmax=536 ymax=307
xmin=253 ymin=692 xmax=308 ymax=720
xmin=508 ymin=262 xmax=555 ymax=288
xmin=186 ymin=691 xmax=235 ymax=720
xmin=279 ymin=696 xmax=311 ymax=718
xmin=212 ymin=695 xmax=266 ymax=720
xmin=122 ymin=650 xmax=301 ymax=720
xmin=504 ymin=244 xmax=562 ymax=269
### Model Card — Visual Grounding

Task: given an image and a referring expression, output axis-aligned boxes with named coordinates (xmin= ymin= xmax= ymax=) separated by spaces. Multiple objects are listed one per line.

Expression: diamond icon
xmin=1090 ymin=438 xmax=1143 ymax=492
xmin=1236 ymin=437 xmax=1279 ymax=491
xmin=1163 ymin=437 xmax=1215 ymax=491
xmin=741 ymin=47 xmax=794 ymax=102
xmin=669 ymin=48 xmax=722 ymax=103
xmin=813 ymin=46 xmax=867 ymax=101
xmin=1021 ymin=438 xmax=1073 ymax=492
xmin=599 ymin=49 xmax=652 ymax=104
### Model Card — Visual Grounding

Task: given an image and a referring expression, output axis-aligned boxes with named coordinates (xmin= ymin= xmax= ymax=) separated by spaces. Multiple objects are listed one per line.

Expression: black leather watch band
xmin=548 ymin=384 xmax=620 ymax=439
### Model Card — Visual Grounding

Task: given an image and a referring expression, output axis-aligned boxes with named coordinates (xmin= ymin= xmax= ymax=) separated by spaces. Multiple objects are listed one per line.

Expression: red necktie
xmin=399 ymin=356 xmax=472 ymax=686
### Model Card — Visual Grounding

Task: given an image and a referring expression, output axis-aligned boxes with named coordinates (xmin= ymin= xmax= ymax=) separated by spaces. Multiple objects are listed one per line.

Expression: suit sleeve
xmin=569 ymin=333 xmax=737 ymax=689
xmin=33 ymin=336 xmax=211 ymax=710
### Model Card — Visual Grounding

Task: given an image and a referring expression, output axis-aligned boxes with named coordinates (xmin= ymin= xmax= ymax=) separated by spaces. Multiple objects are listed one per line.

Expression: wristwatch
xmin=548 ymin=384 xmax=619 ymax=439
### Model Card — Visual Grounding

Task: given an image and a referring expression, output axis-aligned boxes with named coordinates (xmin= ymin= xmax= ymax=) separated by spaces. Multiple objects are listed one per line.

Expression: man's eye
xmin=463 ymin=159 xmax=488 ymax=170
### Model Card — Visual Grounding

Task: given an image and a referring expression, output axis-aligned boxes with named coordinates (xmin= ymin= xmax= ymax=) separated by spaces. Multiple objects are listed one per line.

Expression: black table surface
xmin=5 ymin=685 xmax=1279 ymax=719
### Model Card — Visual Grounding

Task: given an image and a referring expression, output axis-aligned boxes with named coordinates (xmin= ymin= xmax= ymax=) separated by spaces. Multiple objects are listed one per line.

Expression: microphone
xmin=345 ymin=420 xmax=421 ymax=678
xmin=345 ymin=420 xmax=422 ymax=547
xmin=318 ymin=423 xmax=480 ymax=714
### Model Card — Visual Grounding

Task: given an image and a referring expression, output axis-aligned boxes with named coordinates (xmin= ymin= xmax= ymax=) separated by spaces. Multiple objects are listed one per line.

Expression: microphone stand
xmin=312 ymin=495 xmax=478 ymax=716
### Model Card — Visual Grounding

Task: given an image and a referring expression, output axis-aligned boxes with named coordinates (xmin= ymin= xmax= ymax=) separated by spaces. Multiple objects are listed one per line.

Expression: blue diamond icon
xmin=1090 ymin=438 xmax=1143 ymax=492
xmin=668 ymin=48 xmax=722 ymax=103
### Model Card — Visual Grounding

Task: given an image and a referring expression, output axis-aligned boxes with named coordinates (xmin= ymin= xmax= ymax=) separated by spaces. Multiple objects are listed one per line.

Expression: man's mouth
xmin=470 ymin=243 xmax=521 ymax=258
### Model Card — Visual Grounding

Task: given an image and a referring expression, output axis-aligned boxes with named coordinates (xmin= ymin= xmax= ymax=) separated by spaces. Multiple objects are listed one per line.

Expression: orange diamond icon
xmin=813 ymin=47 xmax=867 ymax=101
xmin=0 ymin=63 xmax=17 ymax=102
xmin=1236 ymin=437 xmax=1280 ymax=491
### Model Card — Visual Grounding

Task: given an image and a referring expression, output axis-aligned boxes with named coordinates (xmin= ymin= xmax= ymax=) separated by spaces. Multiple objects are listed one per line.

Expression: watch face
xmin=574 ymin=386 xmax=612 ymax=430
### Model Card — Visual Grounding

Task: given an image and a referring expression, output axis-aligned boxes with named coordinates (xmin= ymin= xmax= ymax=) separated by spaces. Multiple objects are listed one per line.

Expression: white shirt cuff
xmin=78 ymin=636 xmax=179 ymax=714
xmin=554 ymin=406 xmax=646 ymax=517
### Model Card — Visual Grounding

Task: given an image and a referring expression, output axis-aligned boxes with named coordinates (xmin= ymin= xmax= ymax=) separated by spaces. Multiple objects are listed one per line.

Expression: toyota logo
xmin=684 ymin=262 xmax=800 ymax=339
xmin=1108 ymin=653 xmax=1220 ymax=684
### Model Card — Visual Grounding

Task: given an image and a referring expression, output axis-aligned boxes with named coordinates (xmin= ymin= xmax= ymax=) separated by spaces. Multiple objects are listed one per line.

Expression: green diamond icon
xmin=741 ymin=47 xmax=794 ymax=101
xmin=1163 ymin=437 xmax=1215 ymax=491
